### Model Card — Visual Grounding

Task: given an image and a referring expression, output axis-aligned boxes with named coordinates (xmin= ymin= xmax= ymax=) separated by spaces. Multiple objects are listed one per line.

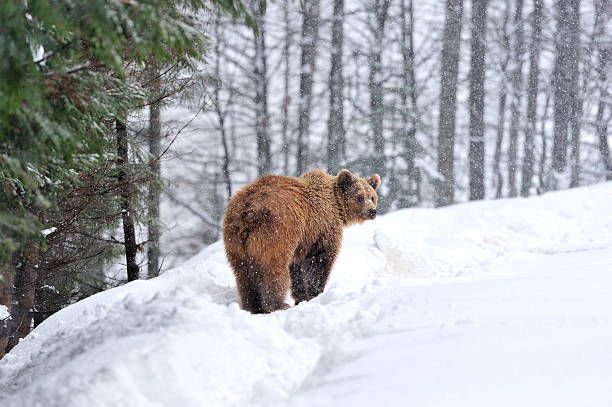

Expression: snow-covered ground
xmin=1 ymin=183 xmax=611 ymax=406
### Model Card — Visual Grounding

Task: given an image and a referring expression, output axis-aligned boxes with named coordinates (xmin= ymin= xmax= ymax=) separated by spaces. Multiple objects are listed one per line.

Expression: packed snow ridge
xmin=1 ymin=183 xmax=612 ymax=406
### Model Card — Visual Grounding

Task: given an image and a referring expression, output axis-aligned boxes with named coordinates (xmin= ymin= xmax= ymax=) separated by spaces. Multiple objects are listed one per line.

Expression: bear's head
xmin=336 ymin=169 xmax=381 ymax=224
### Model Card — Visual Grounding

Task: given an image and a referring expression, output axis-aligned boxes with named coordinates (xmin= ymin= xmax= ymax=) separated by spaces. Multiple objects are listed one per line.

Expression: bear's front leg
xmin=289 ymin=261 xmax=309 ymax=305
xmin=290 ymin=237 xmax=340 ymax=304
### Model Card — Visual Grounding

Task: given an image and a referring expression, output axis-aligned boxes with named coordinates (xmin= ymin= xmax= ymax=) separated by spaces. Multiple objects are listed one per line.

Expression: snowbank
xmin=1 ymin=183 xmax=611 ymax=406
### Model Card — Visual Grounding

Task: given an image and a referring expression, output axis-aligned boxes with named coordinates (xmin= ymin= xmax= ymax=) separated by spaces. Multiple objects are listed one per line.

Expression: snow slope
xmin=1 ymin=183 xmax=611 ymax=406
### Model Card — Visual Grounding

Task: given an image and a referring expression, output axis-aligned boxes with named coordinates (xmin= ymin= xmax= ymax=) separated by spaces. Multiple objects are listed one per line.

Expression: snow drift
xmin=1 ymin=183 xmax=611 ymax=406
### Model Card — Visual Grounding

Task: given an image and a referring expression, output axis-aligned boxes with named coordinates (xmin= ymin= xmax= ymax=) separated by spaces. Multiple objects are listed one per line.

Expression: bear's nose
xmin=368 ymin=208 xmax=377 ymax=219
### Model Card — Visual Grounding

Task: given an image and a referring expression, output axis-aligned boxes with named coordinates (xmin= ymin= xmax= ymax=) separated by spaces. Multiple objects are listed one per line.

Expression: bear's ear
xmin=337 ymin=169 xmax=355 ymax=192
xmin=368 ymin=174 xmax=381 ymax=190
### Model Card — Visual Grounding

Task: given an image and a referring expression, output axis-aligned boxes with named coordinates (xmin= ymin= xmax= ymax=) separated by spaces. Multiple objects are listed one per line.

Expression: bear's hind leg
xmin=255 ymin=261 xmax=290 ymax=313
xmin=289 ymin=261 xmax=310 ymax=305
xmin=235 ymin=272 xmax=264 ymax=314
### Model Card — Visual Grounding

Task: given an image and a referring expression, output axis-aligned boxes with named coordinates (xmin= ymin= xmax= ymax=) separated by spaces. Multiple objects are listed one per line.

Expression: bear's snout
xmin=368 ymin=208 xmax=377 ymax=219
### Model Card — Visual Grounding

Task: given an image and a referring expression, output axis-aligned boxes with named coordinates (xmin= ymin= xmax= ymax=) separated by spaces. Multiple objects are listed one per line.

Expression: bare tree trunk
xmin=569 ymin=1 xmax=582 ymax=187
xmin=253 ymin=5 xmax=271 ymax=176
xmin=552 ymin=0 xmax=580 ymax=175
xmin=538 ymin=91 xmax=551 ymax=192
xmin=368 ymin=0 xmax=392 ymax=180
xmin=594 ymin=0 xmax=610 ymax=180
xmin=597 ymin=103 xmax=611 ymax=179
xmin=147 ymin=69 xmax=161 ymax=279
xmin=468 ymin=0 xmax=489 ymax=201
xmin=33 ymin=262 xmax=52 ymax=328
xmin=219 ymin=107 xmax=232 ymax=199
xmin=569 ymin=109 xmax=582 ymax=187
xmin=6 ymin=242 xmax=40 ymax=351
xmin=0 ymin=262 xmax=13 ymax=358
xmin=436 ymin=0 xmax=464 ymax=207
xmin=569 ymin=86 xmax=582 ymax=186
xmin=213 ymin=13 xmax=232 ymax=198
xmin=493 ymin=93 xmax=506 ymax=199
xmin=116 ymin=119 xmax=140 ymax=282
xmin=327 ymin=0 xmax=345 ymax=174
xmin=296 ymin=0 xmax=320 ymax=175
xmin=507 ymin=0 xmax=525 ymax=197
xmin=399 ymin=0 xmax=421 ymax=206
xmin=493 ymin=2 xmax=511 ymax=198
xmin=596 ymin=48 xmax=610 ymax=179
xmin=388 ymin=109 xmax=400 ymax=208
xmin=281 ymin=1 xmax=292 ymax=175
xmin=520 ymin=0 xmax=543 ymax=196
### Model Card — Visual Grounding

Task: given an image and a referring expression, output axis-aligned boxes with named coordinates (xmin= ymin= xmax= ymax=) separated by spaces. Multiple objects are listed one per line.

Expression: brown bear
xmin=222 ymin=169 xmax=381 ymax=314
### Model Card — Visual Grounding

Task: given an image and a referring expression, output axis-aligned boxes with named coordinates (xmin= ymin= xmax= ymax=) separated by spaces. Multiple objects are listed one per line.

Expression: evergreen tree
xmin=0 ymin=0 xmax=260 ymax=357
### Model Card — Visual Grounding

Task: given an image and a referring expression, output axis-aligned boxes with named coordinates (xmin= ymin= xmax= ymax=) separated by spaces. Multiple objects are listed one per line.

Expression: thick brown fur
xmin=223 ymin=169 xmax=381 ymax=313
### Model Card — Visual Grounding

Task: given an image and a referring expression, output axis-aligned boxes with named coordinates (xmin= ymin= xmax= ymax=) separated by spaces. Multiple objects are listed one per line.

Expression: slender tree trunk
xmin=408 ymin=0 xmax=421 ymax=205
xmin=552 ymin=0 xmax=580 ymax=175
xmin=436 ymin=0 xmax=464 ymax=207
xmin=569 ymin=104 xmax=582 ymax=187
xmin=33 ymin=261 xmax=52 ymax=328
xmin=219 ymin=109 xmax=232 ymax=199
xmin=281 ymin=1 xmax=292 ymax=175
xmin=538 ymin=91 xmax=551 ymax=192
xmin=597 ymin=104 xmax=610 ymax=180
xmin=400 ymin=0 xmax=421 ymax=206
xmin=388 ymin=109 xmax=400 ymax=209
xmin=596 ymin=49 xmax=610 ymax=179
xmin=368 ymin=0 xmax=392 ymax=180
xmin=569 ymin=1 xmax=582 ymax=187
xmin=593 ymin=0 xmax=610 ymax=180
xmin=6 ymin=242 xmax=39 ymax=351
xmin=147 ymin=69 xmax=161 ymax=279
xmin=296 ymin=0 xmax=320 ymax=175
xmin=520 ymin=0 xmax=543 ymax=196
xmin=253 ymin=5 xmax=271 ymax=176
xmin=569 ymin=78 xmax=582 ymax=186
xmin=116 ymin=119 xmax=140 ymax=282
xmin=493 ymin=2 xmax=511 ymax=198
xmin=508 ymin=0 xmax=525 ymax=197
xmin=212 ymin=171 xmax=223 ymax=237
xmin=493 ymin=92 xmax=506 ymax=199
xmin=213 ymin=13 xmax=232 ymax=199
xmin=468 ymin=0 xmax=489 ymax=201
xmin=327 ymin=0 xmax=345 ymax=174
xmin=0 ymin=262 xmax=13 ymax=358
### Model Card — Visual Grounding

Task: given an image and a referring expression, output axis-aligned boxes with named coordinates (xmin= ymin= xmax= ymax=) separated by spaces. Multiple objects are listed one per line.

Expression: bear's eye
xmin=357 ymin=195 xmax=364 ymax=203
xmin=371 ymin=195 xmax=374 ymax=201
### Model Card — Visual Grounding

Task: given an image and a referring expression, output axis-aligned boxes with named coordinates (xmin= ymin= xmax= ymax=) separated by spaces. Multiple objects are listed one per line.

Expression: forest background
xmin=0 ymin=0 xmax=609 ymax=358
